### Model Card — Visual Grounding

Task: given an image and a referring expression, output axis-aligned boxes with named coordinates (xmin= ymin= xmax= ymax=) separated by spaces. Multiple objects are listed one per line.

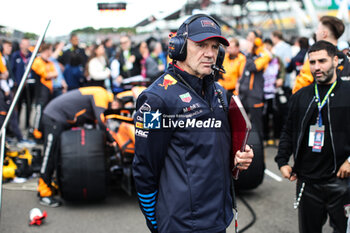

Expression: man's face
xmin=41 ymin=46 xmax=53 ymax=60
xmin=227 ymin=42 xmax=239 ymax=56
xmin=246 ymin=32 xmax=256 ymax=44
xmin=20 ymin=39 xmax=30 ymax=53
xmin=309 ymin=49 xmax=337 ymax=84
xmin=183 ymin=38 xmax=219 ymax=79
xmin=120 ymin=36 xmax=131 ymax=51
xmin=2 ymin=43 xmax=12 ymax=55
xmin=70 ymin=36 xmax=79 ymax=47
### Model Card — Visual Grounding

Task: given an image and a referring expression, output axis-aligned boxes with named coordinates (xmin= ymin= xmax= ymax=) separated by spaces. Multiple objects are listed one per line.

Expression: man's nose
xmin=204 ymin=48 xmax=216 ymax=58
xmin=314 ymin=62 xmax=321 ymax=70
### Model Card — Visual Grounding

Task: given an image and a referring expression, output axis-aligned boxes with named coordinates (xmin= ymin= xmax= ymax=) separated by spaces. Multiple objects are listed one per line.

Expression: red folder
xmin=228 ymin=95 xmax=252 ymax=180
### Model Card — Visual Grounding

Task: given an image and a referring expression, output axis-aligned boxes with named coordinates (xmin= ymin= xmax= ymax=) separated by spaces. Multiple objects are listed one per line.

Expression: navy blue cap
xmin=177 ymin=15 xmax=229 ymax=46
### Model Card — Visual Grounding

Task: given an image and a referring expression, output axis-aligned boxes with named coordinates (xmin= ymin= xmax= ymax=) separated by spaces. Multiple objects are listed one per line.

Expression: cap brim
xmin=189 ymin=33 xmax=230 ymax=46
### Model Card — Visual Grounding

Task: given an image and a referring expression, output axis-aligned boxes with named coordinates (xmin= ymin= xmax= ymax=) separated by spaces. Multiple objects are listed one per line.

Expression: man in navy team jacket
xmin=133 ymin=14 xmax=254 ymax=233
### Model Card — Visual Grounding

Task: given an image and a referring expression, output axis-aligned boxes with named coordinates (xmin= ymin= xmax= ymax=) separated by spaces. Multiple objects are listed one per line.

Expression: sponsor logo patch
xmin=135 ymin=129 xmax=149 ymax=138
xmin=135 ymin=122 xmax=144 ymax=129
xmin=179 ymin=92 xmax=192 ymax=103
xmin=158 ymin=74 xmax=177 ymax=90
xmin=183 ymin=103 xmax=200 ymax=113
xmin=139 ymin=103 xmax=151 ymax=113
xmin=201 ymin=20 xmax=216 ymax=29
xmin=136 ymin=115 xmax=143 ymax=121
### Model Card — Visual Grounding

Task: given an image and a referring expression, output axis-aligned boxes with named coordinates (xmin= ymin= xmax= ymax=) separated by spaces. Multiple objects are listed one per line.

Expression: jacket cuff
xmin=276 ymin=159 xmax=289 ymax=169
xmin=137 ymin=191 xmax=158 ymax=232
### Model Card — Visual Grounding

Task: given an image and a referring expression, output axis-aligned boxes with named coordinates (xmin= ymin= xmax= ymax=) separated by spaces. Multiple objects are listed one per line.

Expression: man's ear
xmin=333 ymin=55 xmax=339 ymax=66
xmin=322 ymin=29 xmax=328 ymax=39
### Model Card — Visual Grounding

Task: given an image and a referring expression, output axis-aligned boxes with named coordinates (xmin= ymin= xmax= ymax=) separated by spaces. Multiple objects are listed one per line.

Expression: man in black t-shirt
xmin=275 ymin=41 xmax=350 ymax=233
xmin=58 ymin=34 xmax=87 ymax=68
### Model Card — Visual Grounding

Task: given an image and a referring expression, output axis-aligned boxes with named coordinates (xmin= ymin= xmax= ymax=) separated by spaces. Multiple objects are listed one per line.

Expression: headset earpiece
xmin=168 ymin=33 xmax=187 ymax=61
xmin=215 ymin=46 xmax=226 ymax=72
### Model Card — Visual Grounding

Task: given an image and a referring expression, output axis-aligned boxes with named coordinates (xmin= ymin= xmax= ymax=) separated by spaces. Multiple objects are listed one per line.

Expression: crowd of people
xmin=1 ymin=13 xmax=350 ymax=232
xmin=0 ymin=33 xmax=169 ymax=144
xmin=1 ymin=17 xmax=349 ymax=149
xmin=0 ymin=33 xmax=169 ymax=207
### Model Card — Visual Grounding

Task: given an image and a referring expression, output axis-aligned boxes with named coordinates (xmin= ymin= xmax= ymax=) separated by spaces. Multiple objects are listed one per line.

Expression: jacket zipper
xmin=295 ymin=96 xmax=315 ymax=161
xmin=327 ymin=100 xmax=337 ymax=173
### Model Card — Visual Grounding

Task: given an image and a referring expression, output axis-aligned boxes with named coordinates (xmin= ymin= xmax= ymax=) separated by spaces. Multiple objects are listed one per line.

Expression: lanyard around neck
xmin=314 ymin=81 xmax=337 ymax=126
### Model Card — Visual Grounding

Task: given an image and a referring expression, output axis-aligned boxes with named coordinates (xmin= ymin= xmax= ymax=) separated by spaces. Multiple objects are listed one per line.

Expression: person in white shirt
xmin=85 ymin=43 xmax=111 ymax=88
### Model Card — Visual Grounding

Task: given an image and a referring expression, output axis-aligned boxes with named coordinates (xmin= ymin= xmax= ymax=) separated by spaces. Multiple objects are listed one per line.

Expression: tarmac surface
xmin=0 ymin=146 xmax=333 ymax=233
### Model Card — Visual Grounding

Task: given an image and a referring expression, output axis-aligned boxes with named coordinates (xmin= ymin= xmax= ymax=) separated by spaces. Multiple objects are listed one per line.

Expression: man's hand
xmin=275 ymin=78 xmax=284 ymax=88
xmin=280 ymin=165 xmax=297 ymax=181
xmin=129 ymin=55 xmax=136 ymax=63
xmin=61 ymin=79 xmax=68 ymax=94
xmin=1 ymin=71 xmax=9 ymax=80
xmin=116 ymin=75 xmax=123 ymax=86
xmin=234 ymin=145 xmax=254 ymax=170
xmin=337 ymin=160 xmax=350 ymax=178
xmin=106 ymin=141 xmax=117 ymax=147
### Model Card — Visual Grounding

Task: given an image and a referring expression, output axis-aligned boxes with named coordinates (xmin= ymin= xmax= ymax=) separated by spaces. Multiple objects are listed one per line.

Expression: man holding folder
xmin=133 ymin=14 xmax=254 ymax=233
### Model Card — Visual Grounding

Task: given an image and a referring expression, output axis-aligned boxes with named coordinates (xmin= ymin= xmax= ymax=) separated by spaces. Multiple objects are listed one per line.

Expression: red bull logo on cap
xmin=159 ymin=74 xmax=177 ymax=90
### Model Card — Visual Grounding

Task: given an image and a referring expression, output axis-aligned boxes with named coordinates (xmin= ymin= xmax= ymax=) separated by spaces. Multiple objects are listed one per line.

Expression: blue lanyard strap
xmin=314 ymin=81 xmax=337 ymax=126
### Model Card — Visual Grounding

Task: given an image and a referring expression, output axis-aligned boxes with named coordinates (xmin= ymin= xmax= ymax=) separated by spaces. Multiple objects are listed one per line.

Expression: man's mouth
xmin=315 ymin=72 xmax=323 ymax=77
xmin=202 ymin=62 xmax=213 ymax=67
